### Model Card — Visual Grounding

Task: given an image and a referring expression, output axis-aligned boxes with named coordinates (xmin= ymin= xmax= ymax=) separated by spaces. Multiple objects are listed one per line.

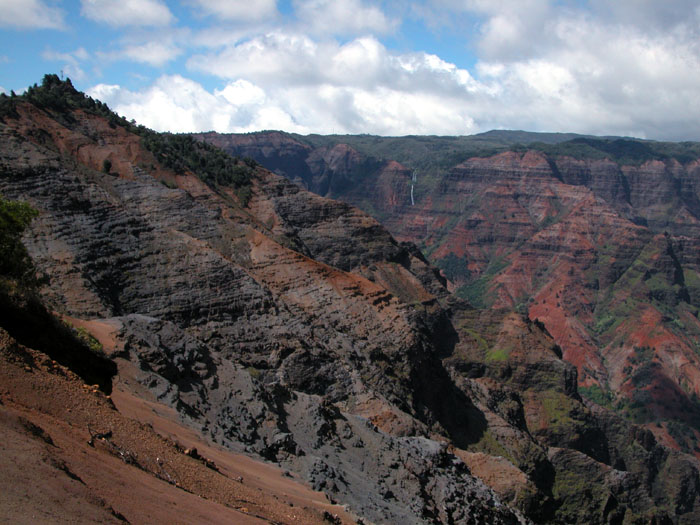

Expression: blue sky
xmin=2 ymin=1 xmax=700 ymax=140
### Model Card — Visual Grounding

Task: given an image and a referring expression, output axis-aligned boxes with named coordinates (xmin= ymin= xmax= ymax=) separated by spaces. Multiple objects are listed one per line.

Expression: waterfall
xmin=410 ymin=170 xmax=416 ymax=205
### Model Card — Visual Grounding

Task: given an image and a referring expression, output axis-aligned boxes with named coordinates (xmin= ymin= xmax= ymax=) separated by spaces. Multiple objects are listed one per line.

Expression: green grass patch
xmin=540 ymin=392 xmax=577 ymax=429
xmin=456 ymin=256 xmax=510 ymax=309
xmin=246 ymin=366 xmax=262 ymax=379
xmin=0 ymin=195 xmax=39 ymax=285
xmin=470 ymin=429 xmax=514 ymax=462
xmin=456 ymin=277 xmax=493 ymax=308
xmin=579 ymin=385 xmax=615 ymax=409
xmin=485 ymin=347 xmax=511 ymax=362
xmin=462 ymin=328 xmax=489 ymax=352
xmin=684 ymin=269 xmax=700 ymax=307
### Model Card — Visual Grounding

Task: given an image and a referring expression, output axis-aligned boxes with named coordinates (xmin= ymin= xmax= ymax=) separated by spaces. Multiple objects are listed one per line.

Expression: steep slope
xmin=3 ymin=76 xmax=700 ymax=523
xmin=0 ymin=325 xmax=351 ymax=524
xmin=200 ymin=130 xmax=700 ymax=456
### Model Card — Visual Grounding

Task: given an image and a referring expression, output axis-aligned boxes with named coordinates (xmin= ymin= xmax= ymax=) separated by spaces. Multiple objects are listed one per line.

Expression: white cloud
xmin=92 ymin=34 xmax=491 ymax=136
xmin=294 ymin=0 xmax=398 ymax=36
xmin=100 ymin=40 xmax=181 ymax=67
xmin=188 ymin=32 xmax=480 ymax=94
xmin=590 ymin=0 xmax=700 ymax=33
xmin=217 ymin=80 xmax=266 ymax=106
xmin=69 ymin=1 xmax=700 ymax=140
xmin=87 ymin=75 xmax=308 ymax=134
xmin=188 ymin=0 xmax=278 ymax=21
xmin=80 ymin=0 xmax=174 ymax=27
xmin=41 ymin=47 xmax=90 ymax=81
xmin=0 ymin=0 xmax=65 ymax=29
xmin=403 ymin=0 xmax=700 ymax=139
xmin=124 ymin=41 xmax=181 ymax=66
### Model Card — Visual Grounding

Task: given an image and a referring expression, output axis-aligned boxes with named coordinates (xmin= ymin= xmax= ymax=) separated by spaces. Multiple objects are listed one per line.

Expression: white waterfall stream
xmin=410 ymin=170 xmax=416 ymax=205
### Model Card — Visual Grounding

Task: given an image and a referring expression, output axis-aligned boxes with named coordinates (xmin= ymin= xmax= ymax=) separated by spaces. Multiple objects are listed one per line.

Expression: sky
xmin=1 ymin=1 xmax=700 ymax=140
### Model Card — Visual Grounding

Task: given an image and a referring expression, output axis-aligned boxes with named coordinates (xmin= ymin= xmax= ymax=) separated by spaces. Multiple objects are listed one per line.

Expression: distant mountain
xmin=471 ymin=129 xmax=593 ymax=145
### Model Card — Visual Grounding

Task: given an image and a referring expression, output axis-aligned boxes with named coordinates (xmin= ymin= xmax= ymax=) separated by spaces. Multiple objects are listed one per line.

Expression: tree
xmin=0 ymin=195 xmax=38 ymax=283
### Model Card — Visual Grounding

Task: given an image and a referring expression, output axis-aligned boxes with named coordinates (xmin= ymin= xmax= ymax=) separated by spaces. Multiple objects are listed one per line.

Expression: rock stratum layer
xmin=2 ymin=78 xmax=700 ymax=523
xmin=201 ymin=130 xmax=700 ymax=460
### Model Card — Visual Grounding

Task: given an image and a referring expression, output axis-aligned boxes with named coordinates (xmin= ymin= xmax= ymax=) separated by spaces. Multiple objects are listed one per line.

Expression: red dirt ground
xmin=0 ymin=326 xmax=355 ymax=524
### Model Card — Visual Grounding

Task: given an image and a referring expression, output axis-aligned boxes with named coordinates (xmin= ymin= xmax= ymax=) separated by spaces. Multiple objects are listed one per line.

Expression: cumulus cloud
xmin=70 ymin=1 xmax=700 ymax=140
xmin=87 ymin=75 xmax=309 ymax=134
xmin=188 ymin=32 xmax=479 ymax=93
xmin=0 ymin=0 xmax=65 ymax=29
xmin=91 ymin=35 xmax=488 ymax=135
xmin=80 ymin=0 xmax=174 ymax=27
xmin=294 ymin=0 xmax=398 ymax=36
xmin=188 ymin=0 xmax=278 ymax=21
xmin=402 ymin=0 xmax=700 ymax=139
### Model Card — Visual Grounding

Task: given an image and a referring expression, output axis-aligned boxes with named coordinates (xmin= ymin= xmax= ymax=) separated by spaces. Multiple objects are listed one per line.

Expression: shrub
xmin=0 ymin=194 xmax=39 ymax=283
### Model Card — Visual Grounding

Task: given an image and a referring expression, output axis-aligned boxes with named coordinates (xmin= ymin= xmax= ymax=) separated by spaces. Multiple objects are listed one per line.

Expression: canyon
xmin=1 ymin=75 xmax=700 ymax=523
xmin=200 ymin=130 xmax=700 ymax=456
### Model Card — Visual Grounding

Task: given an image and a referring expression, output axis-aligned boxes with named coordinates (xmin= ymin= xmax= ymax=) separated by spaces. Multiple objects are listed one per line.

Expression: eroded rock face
xmin=202 ymin=131 xmax=700 ymax=459
xmin=3 ymin=91 xmax=700 ymax=523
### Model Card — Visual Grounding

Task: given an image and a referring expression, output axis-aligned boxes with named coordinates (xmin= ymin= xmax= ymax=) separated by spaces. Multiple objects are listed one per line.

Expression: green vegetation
xmin=1 ymin=74 xmax=255 ymax=205
xmin=140 ymin=133 xmax=255 ymax=203
xmin=462 ymin=328 xmax=489 ymax=353
xmin=246 ymin=366 xmax=262 ymax=379
xmin=550 ymin=466 xmax=609 ymax=523
xmin=435 ymin=252 xmax=471 ymax=282
xmin=278 ymin=128 xmax=700 ymax=183
xmin=579 ymin=384 xmax=615 ymax=409
xmin=667 ymin=420 xmax=700 ymax=454
xmin=591 ymin=308 xmax=625 ymax=336
xmin=0 ymin=193 xmax=117 ymax=391
xmin=295 ymin=133 xmax=509 ymax=178
xmin=630 ymin=360 xmax=659 ymax=388
xmin=485 ymin=347 xmax=511 ymax=362
xmin=470 ymin=428 xmax=513 ymax=461
xmin=589 ymin=236 xmax=690 ymax=346
xmin=61 ymin=322 xmax=103 ymax=353
xmin=683 ymin=269 xmax=700 ymax=307
xmin=0 ymin=195 xmax=39 ymax=285
xmin=456 ymin=256 xmax=510 ymax=309
xmin=1 ymin=74 xmax=112 ymax=119
xmin=528 ymin=137 xmax=700 ymax=166
xmin=628 ymin=345 xmax=654 ymax=364
xmin=457 ymin=276 xmax=492 ymax=309
xmin=540 ymin=391 xmax=577 ymax=430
